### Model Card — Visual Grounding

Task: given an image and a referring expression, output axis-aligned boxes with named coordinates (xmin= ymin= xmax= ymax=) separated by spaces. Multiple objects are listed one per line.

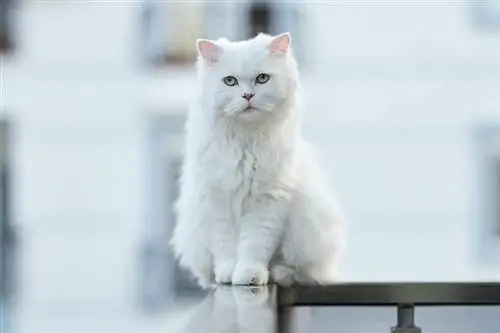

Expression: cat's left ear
xmin=267 ymin=32 xmax=292 ymax=57
xmin=197 ymin=39 xmax=222 ymax=65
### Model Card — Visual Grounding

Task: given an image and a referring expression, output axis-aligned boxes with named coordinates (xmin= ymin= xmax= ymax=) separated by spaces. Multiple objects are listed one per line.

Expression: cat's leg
xmin=268 ymin=250 xmax=297 ymax=286
xmin=280 ymin=189 xmax=346 ymax=285
xmin=171 ymin=194 xmax=221 ymax=288
xmin=211 ymin=213 xmax=239 ymax=285
xmin=270 ymin=263 xmax=296 ymax=286
xmin=170 ymin=218 xmax=214 ymax=288
xmin=172 ymin=194 xmax=239 ymax=286
xmin=232 ymin=196 xmax=287 ymax=286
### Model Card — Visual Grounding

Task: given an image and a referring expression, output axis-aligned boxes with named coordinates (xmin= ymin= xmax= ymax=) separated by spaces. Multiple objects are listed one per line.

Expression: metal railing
xmin=276 ymin=282 xmax=500 ymax=333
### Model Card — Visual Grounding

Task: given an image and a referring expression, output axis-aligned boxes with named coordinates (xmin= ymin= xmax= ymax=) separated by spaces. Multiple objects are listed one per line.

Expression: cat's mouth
xmin=243 ymin=106 xmax=257 ymax=113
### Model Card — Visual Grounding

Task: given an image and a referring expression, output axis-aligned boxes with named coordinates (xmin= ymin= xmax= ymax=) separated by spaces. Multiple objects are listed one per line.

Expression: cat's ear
xmin=196 ymin=39 xmax=222 ymax=65
xmin=267 ymin=32 xmax=292 ymax=57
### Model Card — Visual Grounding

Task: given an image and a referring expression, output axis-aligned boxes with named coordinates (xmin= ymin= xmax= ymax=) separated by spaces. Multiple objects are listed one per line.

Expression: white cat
xmin=170 ymin=32 xmax=346 ymax=288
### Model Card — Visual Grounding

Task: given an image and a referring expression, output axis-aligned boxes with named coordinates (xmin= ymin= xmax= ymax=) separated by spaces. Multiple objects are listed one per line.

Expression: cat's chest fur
xmin=204 ymin=137 xmax=278 ymax=193
xmin=201 ymin=138 xmax=285 ymax=217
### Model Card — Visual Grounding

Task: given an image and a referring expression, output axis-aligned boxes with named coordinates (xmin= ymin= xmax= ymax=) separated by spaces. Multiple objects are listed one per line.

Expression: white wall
xmin=4 ymin=0 xmax=500 ymax=317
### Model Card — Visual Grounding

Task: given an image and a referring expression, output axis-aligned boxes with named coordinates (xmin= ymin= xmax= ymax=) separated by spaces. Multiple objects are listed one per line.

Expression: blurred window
xmin=245 ymin=1 xmax=304 ymax=63
xmin=140 ymin=1 xmax=206 ymax=67
xmin=470 ymin=0 xmax=500 ymax=32
xmin=0 ymin=0 xmax=15 ymax=54
xmin=140 ymin=1 xmax=304 ymax=67
xmin=138 ymin=113 xmax=202 ymax=312
xmin=475 ymin=124 xmax=500 ymax=264
xmin=248 ymin=1 xmax=273 ymax=37
xmin=0 ymin=118 xmax=15 ymax=301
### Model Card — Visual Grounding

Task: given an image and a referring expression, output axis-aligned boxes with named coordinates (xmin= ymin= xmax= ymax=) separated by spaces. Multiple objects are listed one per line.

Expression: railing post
xmin=392 ymin=304 xmax=422 ymax=333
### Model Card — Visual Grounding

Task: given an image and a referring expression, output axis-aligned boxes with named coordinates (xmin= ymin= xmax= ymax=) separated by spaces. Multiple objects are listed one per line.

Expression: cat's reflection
xmin=179 ymin=286 xmax=276 ymax=333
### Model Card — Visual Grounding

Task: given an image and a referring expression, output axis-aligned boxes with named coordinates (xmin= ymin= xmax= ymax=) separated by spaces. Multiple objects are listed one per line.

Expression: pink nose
xmin=242 ymin=92 xmax=255 ymax=101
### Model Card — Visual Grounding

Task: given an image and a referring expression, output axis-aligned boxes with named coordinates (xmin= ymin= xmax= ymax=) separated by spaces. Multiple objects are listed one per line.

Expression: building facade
xmin=2 ymin=0 xmax=500 ymax=318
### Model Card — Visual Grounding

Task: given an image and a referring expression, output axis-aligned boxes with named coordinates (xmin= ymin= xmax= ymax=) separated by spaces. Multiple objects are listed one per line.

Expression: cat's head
xmin=196 ymin=33 xmax=298 ymax=122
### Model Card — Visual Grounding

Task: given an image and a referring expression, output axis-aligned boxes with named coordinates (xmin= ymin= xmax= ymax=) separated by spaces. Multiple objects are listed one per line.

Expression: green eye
xmin=255 ymin=73 xmax=271 ymax=84
xmin=223 ymin=76 xmax=238 ymax=86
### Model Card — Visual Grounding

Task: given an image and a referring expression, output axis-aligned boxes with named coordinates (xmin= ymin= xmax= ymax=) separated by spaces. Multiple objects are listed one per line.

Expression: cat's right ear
xmin=196 ymin=39 xmax=222 ymax=65
xmin=267 ymin=33 xmax=291 ymax=57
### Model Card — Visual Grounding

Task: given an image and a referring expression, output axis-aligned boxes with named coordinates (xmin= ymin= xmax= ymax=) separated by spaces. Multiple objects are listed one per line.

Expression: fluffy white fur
xmin=170 ymin=32 xmax=346 ymax=287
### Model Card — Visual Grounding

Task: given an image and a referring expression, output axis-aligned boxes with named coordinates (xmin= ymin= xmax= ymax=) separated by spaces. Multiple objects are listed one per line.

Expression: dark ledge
xmin=277 ymin=282 xmax=500 ymax=307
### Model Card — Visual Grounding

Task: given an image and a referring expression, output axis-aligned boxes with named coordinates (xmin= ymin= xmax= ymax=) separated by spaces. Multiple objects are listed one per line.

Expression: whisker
xmin=264 ymin=103 xmax=282 ymax=122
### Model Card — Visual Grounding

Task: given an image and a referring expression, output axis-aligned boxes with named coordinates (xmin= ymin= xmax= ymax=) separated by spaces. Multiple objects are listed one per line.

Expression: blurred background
xmin=1 ymin=0 xmax=500 ymax=332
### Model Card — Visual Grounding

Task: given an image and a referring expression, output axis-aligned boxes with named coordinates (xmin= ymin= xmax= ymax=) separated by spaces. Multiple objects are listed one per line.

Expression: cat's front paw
xmin=232 ymin=286 xmax=269 ymax=306
xmin=232 ymin=263 xmax=269 ymax=286
xmin=270 ymin=264 xmax=295 ymax=286
xmin=214 ymin=260 xmax=236 ymax=284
